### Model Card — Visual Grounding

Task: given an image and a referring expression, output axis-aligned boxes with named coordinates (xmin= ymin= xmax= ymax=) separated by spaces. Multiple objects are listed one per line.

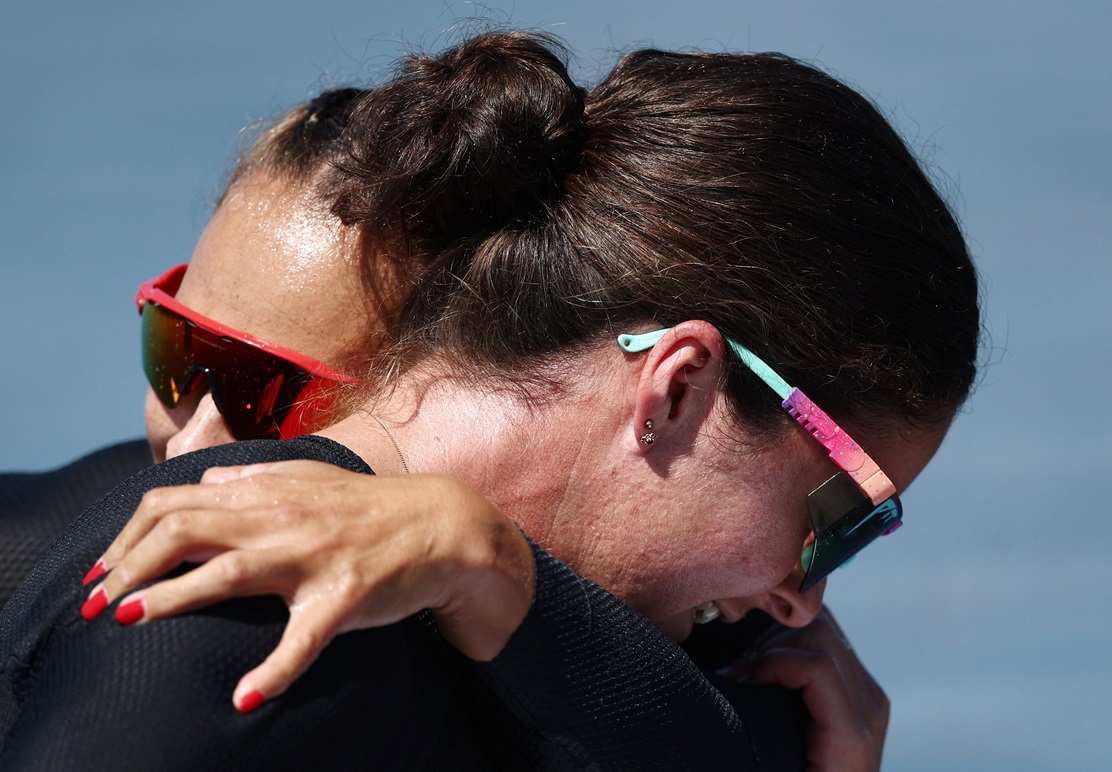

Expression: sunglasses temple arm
xmin=617 ymin=329 xmax=794 ymax=399
xmin=619 ymin=329 xmax=895 ymax=505
xmin=782 ymin=390 xmax=895 ymax=504
xmin=720 ymin=336 xmax=896 ymax=504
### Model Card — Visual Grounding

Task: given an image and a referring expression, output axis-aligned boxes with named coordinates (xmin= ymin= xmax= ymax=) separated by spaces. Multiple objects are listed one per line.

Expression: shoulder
xmin=3 ymin=601 xmax=492 ymax=768
xmin=0 ymin=438 xmax=491 ymax=768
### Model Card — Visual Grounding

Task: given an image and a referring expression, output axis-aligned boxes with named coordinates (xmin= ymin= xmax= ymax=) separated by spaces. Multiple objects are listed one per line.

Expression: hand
xmin=81 ymin=461 xmax=535 ymax=713
xmin=725 ymin=607 xmax=888 ymax=772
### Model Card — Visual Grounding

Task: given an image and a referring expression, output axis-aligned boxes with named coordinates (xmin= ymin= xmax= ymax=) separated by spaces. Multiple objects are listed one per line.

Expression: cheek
xmin=143 ymin=389 xmax=174 ymax=463
xmin=721 ymin=519 xmax=802 ymax=596
xmin=143 ymin=387 xmax=203 ymax=463
xmin=698 ymin=481 xmax=812 ymax=599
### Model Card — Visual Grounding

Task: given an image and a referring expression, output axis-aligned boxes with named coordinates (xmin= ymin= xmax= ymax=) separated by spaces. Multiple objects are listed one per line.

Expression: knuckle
xmin=269 ymin=500 xmax=306 ymax=528
xmin=215 ymin=554 xmax=252 ymax=591
xmin=331 ymin=567 xmax=367 ymax=606
xmin=811 ymin=652 xmax=840 ymax=679
xmin=138 ymin=487 xmax=171 ymax=516
xmin=287 ymin=627 xmax=326 ymax=660
xmin=110 ymin=562 xmax=135 ymax=590
xmin=159 ymin=511 xmax=196 ymax=544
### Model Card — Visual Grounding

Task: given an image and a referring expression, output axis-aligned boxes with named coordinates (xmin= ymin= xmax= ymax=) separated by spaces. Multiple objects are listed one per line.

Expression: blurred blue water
xmin=2 ymin=2 xmax=1108 ymax=769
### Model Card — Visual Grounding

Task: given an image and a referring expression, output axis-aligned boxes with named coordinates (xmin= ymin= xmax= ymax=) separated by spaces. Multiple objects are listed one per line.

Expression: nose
xmin=164 ymin=392 xmax=236 ymax=459
xmin=751 ymin=572 xmax=827 ymax=628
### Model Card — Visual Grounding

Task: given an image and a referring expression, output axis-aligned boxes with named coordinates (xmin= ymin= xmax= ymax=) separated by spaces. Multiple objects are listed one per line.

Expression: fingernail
xmin=236 ymin=689 xmax=266 ymax=714
xmin=115 ymin=597 xmax=146 ymax=626
xmin=81 ymin=586 xmax=108 ymax=621
xmin=83 ymin=559 xmax=107 ymax=586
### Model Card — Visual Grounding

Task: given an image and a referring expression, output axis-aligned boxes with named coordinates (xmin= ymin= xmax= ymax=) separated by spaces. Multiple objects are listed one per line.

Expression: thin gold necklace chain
xmin=370 ymin=414 xmax=411 ymax=475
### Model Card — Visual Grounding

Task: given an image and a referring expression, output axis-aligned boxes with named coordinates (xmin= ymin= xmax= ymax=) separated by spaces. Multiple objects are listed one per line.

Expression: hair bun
xmin=333 ymin=32 xmax=587 ymax=246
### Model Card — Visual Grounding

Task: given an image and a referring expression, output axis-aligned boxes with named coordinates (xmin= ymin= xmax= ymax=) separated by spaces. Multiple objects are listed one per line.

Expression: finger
xmin=99 ymin=505 xmax=285 ymax=605
xmin=201 ymin=459 xmax=346 ymax=486
xmin=746 ymin=610 xmax=858 ymax=681
xmin=749 ymin=608 xmax=836 ymax=651
xmin=744 ymin=620 xmax=880 ymax=715
xmin=744 ymin=648 xmax=856 ymax=718
xmin=745 ymin=647 xmax=885 ymax=770
xmin=111 ymin=547 xmax=299 ymax=627
xmin=112 ymin=465 xmax=312 ymax=556
xmin=95 ymin=482 xmax=250 ymax=577
xmin=230 ymin=597 xmax=351 ymax=713
xmin=770 ymin=610 xmax=885 ymax=710
xmin=200 ymin=462 xmax=277 ymax=484
xmin=92 ymin=485 xmax=196 ymax=579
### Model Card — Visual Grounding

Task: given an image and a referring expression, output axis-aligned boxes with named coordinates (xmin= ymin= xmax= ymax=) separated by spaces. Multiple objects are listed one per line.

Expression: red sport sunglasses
xmin=137 ymin=264 xmax=360 ymax=441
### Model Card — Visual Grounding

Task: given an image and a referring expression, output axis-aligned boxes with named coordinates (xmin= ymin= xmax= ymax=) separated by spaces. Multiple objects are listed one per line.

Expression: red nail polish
xmin=83 ymin=560 xmax=107 ymax=586
xmin=115 ymin=597 xmax=145 ymax=626
xmin=81 ymin=587 xmax=108 ymax=621
xmin=237 ymin=690 xmax=266 ymax=714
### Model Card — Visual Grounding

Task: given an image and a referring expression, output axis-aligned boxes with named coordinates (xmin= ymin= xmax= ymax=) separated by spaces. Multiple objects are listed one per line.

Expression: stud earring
xmin=639 ymin=419 xmax=656 ymax=446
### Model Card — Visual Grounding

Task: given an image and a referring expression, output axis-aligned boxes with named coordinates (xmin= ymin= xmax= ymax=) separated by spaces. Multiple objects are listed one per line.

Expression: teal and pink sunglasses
xmin=618 ymin=328 xmax=902 ymax=592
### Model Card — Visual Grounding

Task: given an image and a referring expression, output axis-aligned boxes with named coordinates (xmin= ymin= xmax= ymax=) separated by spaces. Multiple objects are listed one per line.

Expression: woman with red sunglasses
xmin=0 ymin=32 xmax=978 ymax=771
xmin=0 ymin=88 xmax=379 ymax=610
xmin=138 ymin=88 xmax=386 ymax=464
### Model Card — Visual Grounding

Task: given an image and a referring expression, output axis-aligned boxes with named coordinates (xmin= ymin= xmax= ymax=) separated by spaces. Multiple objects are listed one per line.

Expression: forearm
xmin=477 ymin=539 xmax=760 ymax=771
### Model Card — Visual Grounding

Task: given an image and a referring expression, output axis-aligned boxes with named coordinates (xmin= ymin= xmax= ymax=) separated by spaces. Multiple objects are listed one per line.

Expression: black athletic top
xmin=0 ymin=439 xmax=151 ymax=609
xmin=0 ymin=435 xmax=804 ymax=770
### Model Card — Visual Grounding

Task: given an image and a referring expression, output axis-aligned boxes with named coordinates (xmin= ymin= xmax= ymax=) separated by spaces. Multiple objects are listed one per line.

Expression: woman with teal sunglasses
xmin=3 ymin=30 xmax=978 ymax=771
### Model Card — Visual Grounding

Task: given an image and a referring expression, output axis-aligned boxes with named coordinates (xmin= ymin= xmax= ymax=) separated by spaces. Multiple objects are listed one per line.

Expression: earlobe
xmin=628 ymin=321 xmax=727 ymax=451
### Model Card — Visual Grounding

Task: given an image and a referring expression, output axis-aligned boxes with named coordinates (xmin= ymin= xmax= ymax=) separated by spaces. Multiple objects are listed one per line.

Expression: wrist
xmin=426 ymin=478 xmax=535 ymax=660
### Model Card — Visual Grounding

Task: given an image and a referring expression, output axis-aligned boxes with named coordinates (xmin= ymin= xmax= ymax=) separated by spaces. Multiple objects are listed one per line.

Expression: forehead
xmin=175 ymin=174 xmax=370 ymax=365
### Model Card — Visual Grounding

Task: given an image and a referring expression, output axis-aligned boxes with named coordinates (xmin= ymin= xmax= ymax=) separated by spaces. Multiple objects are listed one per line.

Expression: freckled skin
xmin=653 ymin=420 xmax=947 ymax=641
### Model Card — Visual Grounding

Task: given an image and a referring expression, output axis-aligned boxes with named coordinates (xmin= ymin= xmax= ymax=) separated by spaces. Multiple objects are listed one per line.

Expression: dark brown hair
xmin=229 ymin=86 xmax=428 ymax=362
xmin=332 ymin=32 xmax=980 ymax=434
xmin=225 ymin=87 xmax=363 ymax=196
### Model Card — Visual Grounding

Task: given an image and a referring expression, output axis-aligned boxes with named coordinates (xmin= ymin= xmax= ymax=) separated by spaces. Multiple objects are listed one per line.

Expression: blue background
xmin=2 ymin=2 xmax=1109 ymax=769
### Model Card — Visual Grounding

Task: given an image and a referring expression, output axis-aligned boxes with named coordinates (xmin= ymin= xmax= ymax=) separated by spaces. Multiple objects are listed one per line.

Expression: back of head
xmin=331 ymin=32 xmax=980 ymax=433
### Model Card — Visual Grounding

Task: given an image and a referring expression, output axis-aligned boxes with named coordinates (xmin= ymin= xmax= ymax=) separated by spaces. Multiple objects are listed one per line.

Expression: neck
xmin=317 ymin=365 xmax=635 ymax=582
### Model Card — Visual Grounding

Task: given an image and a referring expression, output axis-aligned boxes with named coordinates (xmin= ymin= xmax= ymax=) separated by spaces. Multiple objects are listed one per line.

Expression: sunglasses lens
xmin=141 ymin=301 xmax=196 ymax=408
xmin=210 ymin=361 xmax=315 ymax=440
xmin=140 ymin=301 xmax=324 ymax=440
xmin=800 ymin=472 xmax=903 ymax=591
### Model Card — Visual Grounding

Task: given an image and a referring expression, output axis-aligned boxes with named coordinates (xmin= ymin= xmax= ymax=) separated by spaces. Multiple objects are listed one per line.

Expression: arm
xmin=86 ymin=460 xmax=877 ymax=770
xmin=1 ymin=438 xmax=493 ymax=769
xmin=87 ymin=463 xmax=534 ymax=711
xmin=475 ymin=539 xmax=780 ymax=771
xmin=90 ymin=461 xmax=780 ymax=770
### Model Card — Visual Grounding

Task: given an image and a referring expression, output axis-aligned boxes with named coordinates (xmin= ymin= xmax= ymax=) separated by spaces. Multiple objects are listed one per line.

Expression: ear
xmin=629 ymin=320 xmax=728 ymax=453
